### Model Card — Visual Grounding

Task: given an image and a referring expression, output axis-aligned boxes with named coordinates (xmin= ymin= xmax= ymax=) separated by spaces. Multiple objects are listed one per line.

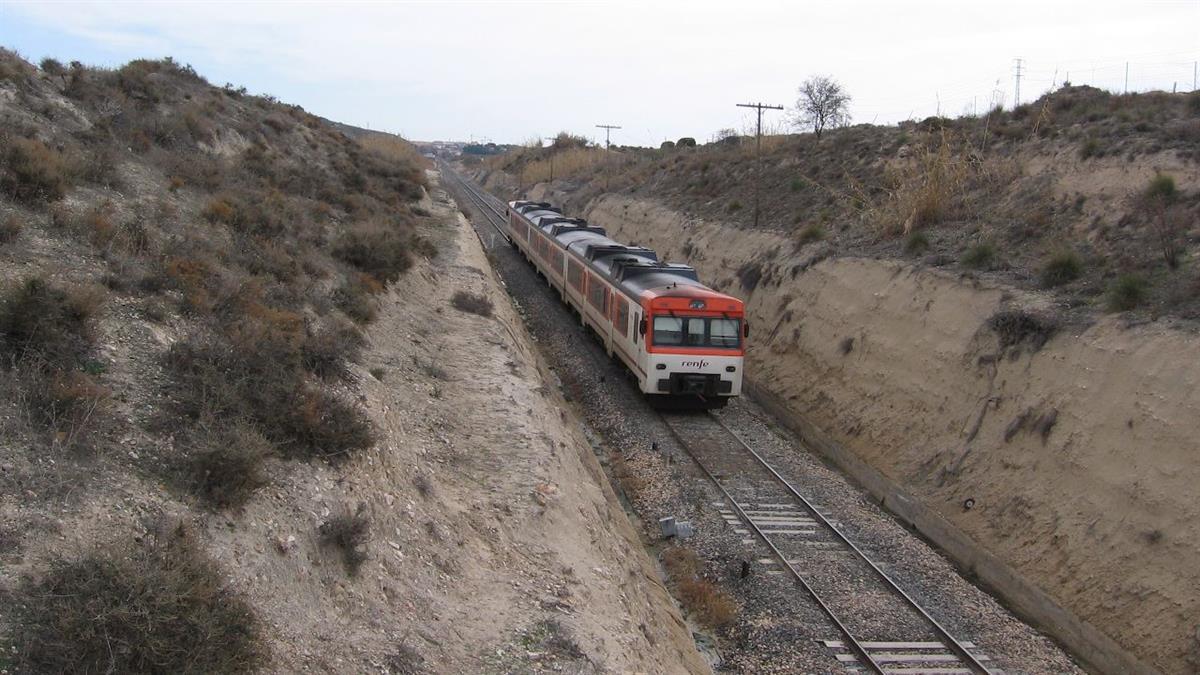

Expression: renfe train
xmin=505 ymin=199 xmax=747 ymax=408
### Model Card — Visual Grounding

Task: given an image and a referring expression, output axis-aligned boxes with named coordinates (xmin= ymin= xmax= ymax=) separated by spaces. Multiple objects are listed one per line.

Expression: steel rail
xmin=658 ymin=413 xmax=888 ymax=675
xmin=704 ymin=411 xmax=994 ymax=675
xmin=440 ymin=162 xmax=509 ymax=238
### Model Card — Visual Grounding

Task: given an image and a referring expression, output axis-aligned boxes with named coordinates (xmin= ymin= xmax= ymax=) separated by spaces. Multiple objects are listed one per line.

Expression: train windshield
xmin=652 ymin=316 xmax=741 ymax=349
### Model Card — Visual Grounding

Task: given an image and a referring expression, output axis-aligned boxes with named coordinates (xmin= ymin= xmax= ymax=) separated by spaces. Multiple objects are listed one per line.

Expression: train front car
xmin=640 ymin=284 xmax=745 ymax=408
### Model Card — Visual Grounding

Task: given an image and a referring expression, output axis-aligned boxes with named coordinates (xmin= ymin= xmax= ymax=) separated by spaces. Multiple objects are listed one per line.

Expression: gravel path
xmin=443 ymin=165 xmax=1082 ymax=674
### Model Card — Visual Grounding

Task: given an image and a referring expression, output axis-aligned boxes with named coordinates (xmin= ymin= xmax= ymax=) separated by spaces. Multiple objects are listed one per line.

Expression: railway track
xmin=661 ymin=411 xmax=998 ymax=675
xmin=439 ymin=162 xmax=510 ymax=244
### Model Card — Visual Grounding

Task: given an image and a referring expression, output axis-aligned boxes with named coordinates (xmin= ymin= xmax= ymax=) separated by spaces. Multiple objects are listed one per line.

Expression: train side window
xmin=615 ymin=298 xmax=629 ymax=336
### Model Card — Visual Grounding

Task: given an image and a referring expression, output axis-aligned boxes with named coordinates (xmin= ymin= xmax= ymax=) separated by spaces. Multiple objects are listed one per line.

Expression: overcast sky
xmin=1 ymin=1 xmax=1196 ymax=146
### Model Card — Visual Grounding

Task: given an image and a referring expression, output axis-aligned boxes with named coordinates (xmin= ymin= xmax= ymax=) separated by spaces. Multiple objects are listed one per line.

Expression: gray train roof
xmin=512 ymin=198 xmax=717 ymax=301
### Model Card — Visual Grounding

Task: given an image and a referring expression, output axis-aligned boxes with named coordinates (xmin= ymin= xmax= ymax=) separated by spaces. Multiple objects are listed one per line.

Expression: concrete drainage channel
xmin=440 ymin=165 xmax=1084 ymax=674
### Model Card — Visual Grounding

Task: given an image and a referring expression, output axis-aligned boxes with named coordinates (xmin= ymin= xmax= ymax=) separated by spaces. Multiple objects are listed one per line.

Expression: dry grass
xmin=8 ymin=525 xmax=265 ymax=673
xmin=520 ymin=147 xmax=609 ymax=185
xmin=660 ymin=546 xmax=737 ymax=629
xmin=359 ymin=133 xmax=428 ymax=169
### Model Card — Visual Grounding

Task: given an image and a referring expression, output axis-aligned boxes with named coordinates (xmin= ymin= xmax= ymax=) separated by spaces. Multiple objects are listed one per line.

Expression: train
xmin=504 ymin=199 xmax=747 ymax=408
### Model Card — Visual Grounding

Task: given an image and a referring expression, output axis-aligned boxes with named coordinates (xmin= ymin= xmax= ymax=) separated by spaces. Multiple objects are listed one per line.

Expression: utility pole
xmin=736 ymin=102 xmax=784 ymax=227
xmin=1013 ymin=58 xmax=1024 ymax=107
xmin=595 ymin=124 xmax=621 ymax=150
xmin=1124 ymin=62 xmax=1129 ymax=93
xmin=1193 ymin=61 xmax=1197 ymax=91
xmin=595 ymin=124 xmax=621 ymax=191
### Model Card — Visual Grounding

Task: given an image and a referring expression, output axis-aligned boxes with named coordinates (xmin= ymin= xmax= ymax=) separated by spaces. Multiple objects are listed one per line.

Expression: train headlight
xmin=655 ymin=364 xmax=667 ymax=370
xmin=726 ymin=366 xmax=736 ymax=372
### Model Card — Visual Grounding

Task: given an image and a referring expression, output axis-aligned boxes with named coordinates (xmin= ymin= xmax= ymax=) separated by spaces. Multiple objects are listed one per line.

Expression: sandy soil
xmin=583 ymin=193 xmax=1199 ymax=674
xmin=0 ymin=177 xmax=708 ymax=674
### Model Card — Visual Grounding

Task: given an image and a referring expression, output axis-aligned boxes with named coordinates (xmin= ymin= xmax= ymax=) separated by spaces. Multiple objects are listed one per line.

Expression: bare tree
xmin=791 ymin=76 xmax=851 ymax=139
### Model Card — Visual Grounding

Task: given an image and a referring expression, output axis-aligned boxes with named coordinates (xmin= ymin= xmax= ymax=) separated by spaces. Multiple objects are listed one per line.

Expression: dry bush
xmin=1107 ymin=274 xmax=1148 ymax=312
xmin=0 ymin=214 xmax=22 ymax=244
xmin=987 ymin=310 xmax=1058 ymax=351
xmin=1040 ymin=251 xmax=1083 ymax=287
xmin=0 ymin=137 xmax=71 ymax=204
xmin=22 ymin=368 xmax=110 ymax=438
xmin=450 ymin=290 xmax=494 ymax=317
xmin=183 ymin=421 xmax=272 ymax=509
xmin=320 ymin=503 xmax=370 ymax=575
xmin=333 ymin=274 xmax=381 ymax=324
xmin=8 ymin=526 xmax=264 ymax=674
xmin=660 ymin=546 xmax=737 ymax=629
xmin=333 ymin=220 xmax=414 ymax=285
xmin=676 ymin=577 xmax=737 ymax=628
xmin=961 ymin=242 xmax=996 ymax=270
xmin=661 ymin=546 xmax=701 ymax=579
xmin=165 ymin=334 xmax=375 ymax=461
xmin=0 ymin=277 xmax=101 ymax=369
xmin=610 ymin=452 xmax=644 ymax=498
xmin=301 ymin=314 xmax=364 ymax=380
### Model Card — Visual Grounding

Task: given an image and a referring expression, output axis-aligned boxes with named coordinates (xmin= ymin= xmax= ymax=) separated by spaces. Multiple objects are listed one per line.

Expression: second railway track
xmin=661 ymin=411 xmax=998 ymax=675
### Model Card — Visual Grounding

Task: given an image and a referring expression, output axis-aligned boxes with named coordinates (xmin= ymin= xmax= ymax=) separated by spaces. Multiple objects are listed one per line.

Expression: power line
xmin=735 ymin=102 xmax=784 ymax=228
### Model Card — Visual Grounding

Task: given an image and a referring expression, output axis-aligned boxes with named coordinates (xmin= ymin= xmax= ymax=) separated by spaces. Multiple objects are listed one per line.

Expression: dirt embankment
xmin=0 ymin=50 xmax=704 ymax=673
xmin=583 ymin=193 xmax=1199 ymax=674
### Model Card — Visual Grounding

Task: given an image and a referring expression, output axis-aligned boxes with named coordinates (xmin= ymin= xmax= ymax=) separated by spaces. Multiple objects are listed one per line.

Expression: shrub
xmin=23 ymin=368 xmax=109 ymax=435
xmin=961 ymin=242 xmax=996 ymax=270
xmin=987 ymin=310 xmax=1058 ymax=350
xmin=333 ymin=220 xmax=413 ymax=285
xmin=676 ymin=577 xmax=737 ymax=628
xmin=661 ymin=547 xmax=736 ymax=629
xmin=184 ymin=422 xmax=272 ymax=509
xmin=320 ymin=503 xmax=370 ymax=575
xmin=301 ymin=315 xmax=364 ymax=380
xmin=1 ymin=138 xmax=71 ymax=204
xmin=660 ymin=140 xmax=676 ymax=150
xmin=1107 ymin=274 xmax=1147 ymax=311
xmin=9 ymin=528 xmax=265 ymax=674
xmin=789 ymin=177 xmax=805 ymax=192
xmin=727 ymin=200 xmax=742 ymax=212
xmin=0 ymin=278 xmax=100 ymax=369
xmin=903 ymin=230 xmax=929 ymax=255
xmin=450 ymin=290 xmax=494 ymax=317
xmin=797 ymin=224 xmax=824 ymax=245
xmin=0 ymin=214 xmax=22 ymax=244
xmin=1189 ymin=92 xmax=1200 ymax=116
xmin=1040 ymin=251 xmax=1083 ymax=287
xmin=333 ymin=275 xmax=379 ymax=324
xmin=1079 ymin=137 xmax=1101 ymax=159
xmin=676 ymin=137 xmax=697 ymax=147
xmin=1145 ymin=172 xmax=1177 ymax=203
xmin=165 ymin=337 xmax=375 ymax=461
